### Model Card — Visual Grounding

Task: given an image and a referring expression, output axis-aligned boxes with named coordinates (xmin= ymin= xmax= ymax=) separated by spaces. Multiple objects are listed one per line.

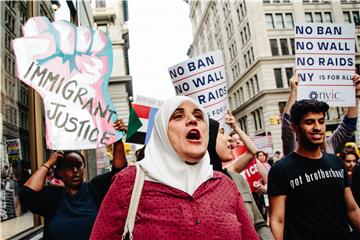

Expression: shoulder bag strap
xmin=122 ymin=163 xmax=145 ymax=240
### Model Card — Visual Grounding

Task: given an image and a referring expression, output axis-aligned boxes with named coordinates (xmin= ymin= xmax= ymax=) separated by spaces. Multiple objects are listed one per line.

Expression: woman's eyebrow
xmin=173 ymin=108 xmax=184 ymax=112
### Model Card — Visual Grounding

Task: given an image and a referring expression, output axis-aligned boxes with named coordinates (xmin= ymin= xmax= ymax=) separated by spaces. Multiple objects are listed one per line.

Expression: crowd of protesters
xmin=18 ymin=74 xmax=360 ymax=240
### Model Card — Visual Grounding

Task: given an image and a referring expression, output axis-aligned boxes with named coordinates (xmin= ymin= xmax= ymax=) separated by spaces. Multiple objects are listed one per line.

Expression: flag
xmin=126 ymin=103 xmax=159 ymax=145
xmin=126 ymin=105 xmax=143 ymax=142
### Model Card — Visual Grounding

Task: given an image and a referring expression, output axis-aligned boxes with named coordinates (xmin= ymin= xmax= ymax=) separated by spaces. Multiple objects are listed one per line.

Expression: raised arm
xmin=112 ymin=119 xmax=128 ymax=171
xmin=89 ymin=119 xmax=128 ymax=206
xmin=24 ymin=151 xmax=63 ymax=192
xmin=282 ymin=75 xmax=298 ymax=156
xmin=225 ymin=111 xmax=257 ymax=173
xmin=327 ymin=74 xmax=359 ymax=153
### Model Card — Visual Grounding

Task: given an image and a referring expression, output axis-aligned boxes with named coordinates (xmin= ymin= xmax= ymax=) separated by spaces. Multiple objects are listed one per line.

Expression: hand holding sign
xmin=12 ymin=17 xmax=123 ymax=149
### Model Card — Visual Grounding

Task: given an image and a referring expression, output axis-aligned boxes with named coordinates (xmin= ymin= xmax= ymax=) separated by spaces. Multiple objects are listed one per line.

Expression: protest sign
xmin=168 ymin=50 xmax=229 ymax=128
xmin=126 ymin=95 xmax=163 ymax=145
xmin=12 ymin=17 xmax=123 ymax=150
xmin=5 ymin=139 xmax=22 ymax=161
xmin=251 ymin=135 xmax=273 ymax=155
xmin=295 ymin=23 xmax=355 ymax=106
xmin=241 ymin=158 xmax=263 ymax=193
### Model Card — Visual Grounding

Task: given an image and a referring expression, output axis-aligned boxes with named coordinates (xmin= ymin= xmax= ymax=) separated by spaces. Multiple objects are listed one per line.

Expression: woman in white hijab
xmin=90 ymin=96 xmax=258 ymax=240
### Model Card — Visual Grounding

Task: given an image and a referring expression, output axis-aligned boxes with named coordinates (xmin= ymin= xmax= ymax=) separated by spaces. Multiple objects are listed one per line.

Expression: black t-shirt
xmin=352 ymin=164 xmax=360 ymax=206
xmin=268 ymin=152 xmax=352 ymax=240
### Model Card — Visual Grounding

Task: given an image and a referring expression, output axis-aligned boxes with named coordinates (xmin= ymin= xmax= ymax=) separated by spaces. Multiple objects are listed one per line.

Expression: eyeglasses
xmin=61 ymin=161 xmax=84 ymax=171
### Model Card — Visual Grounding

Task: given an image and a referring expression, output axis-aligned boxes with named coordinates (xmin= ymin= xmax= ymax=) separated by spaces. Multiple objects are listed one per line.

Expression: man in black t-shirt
xmin=268 ymin=100 xmax=360 ymax=240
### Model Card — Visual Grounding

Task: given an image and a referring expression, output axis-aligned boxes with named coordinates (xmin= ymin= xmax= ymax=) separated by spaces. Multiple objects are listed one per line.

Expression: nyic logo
xmin=309 ymin=91 xmax=318 ymax=100
xmin=308 ymin=90 xmax=340 ymax=101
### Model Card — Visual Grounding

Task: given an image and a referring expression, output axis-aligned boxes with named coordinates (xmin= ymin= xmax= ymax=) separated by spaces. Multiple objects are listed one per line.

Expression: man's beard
xmin=298 ymin=128 xmax=324 ymax=151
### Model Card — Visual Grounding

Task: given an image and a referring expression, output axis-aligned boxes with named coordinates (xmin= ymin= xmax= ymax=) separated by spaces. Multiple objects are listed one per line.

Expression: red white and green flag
xmin=126 ymin=96 xmax=163 ymax=145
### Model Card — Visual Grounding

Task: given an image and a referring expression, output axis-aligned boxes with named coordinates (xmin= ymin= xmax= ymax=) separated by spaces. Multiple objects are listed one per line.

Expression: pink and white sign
xmin=12 ymin=17 xmax=124 ymax=150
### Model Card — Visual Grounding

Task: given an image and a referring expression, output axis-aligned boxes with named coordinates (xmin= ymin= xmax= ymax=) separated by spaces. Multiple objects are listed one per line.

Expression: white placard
xmin=295 ymin=23 xmax=355 ymax=106
xmin=168 ymin=50 xmax=229 ymax=127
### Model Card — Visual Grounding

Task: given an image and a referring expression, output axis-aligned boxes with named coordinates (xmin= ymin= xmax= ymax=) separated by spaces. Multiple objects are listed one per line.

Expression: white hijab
xmin=138 ymin=96 xmax=213 ymax=195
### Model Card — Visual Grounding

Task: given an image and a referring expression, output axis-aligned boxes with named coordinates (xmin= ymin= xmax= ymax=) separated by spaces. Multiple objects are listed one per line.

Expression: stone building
xmin=187 ymin=0 xmax=360 ymax=152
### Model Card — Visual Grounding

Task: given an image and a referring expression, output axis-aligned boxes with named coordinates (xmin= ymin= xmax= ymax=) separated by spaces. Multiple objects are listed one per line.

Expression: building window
xmin=305 ymin=12 xmax=313 ymax=23
xmin=237 ymin=8 xmax=241 ymax=22
xmin=324 ymin=12 xmax=332 ymax=23
xmin=253 ymin=112 xmax=258 ymax=131
xmin=265 ymin=14 xmax=274 ymax=29
xmin=290 ymin=38 xmax=295 ymax=54
xmin=343 ymin=11 xmax=351 ymax=23
xmin=255 ymin=75 xmax=260 ymax=92
xmin=234 ymin=92 xmax=238 ymax=107
xmin=240 ymin=87 xmax=245 ymax=103
xmin=280 ymin=38 xmax=289 ymax=55
xmin=285 ymin=13 xmax=294 ymax=28
xmin=97 ymin=23 xmax=108 ymax=34
xmin=250 ymin=47 xmax=254 ymax=62
xmin=245 ymin=82 xmax=250 ymax=99
xmin=236 ymin=90 xmax=241 ymax=105
xmin=275 ymin=13 xmax=285 ymax=28
xmin=239 ymin=2 xmax=246 ymax=17
xmin=274 ymin=68 xmax=283 ymax=88
xmin=244 ymin=26 xmax=248 ymax=41
xmin=314 ymin=12 xmax=323 ymax=23
xmin=247 ymin=22 xmax=251 ymax=37
xmin=270 ymin=39 xmax=279 ymax=56
xmin=250 ymin=78 xmax=255 ymax=96
xmin=253 ymin=109 xmax=264 ymax=131
xmin=239 ymin=116 xmax=248 ymax=134
xmin=285 ymin=67 xmax=293 ymax=86
xmin=354 ymin=11 xmax=360 ymax=25
xmin=278 ymin=101 xmax=286 ymax=115
xmin=247 ymin=50 xmax=252 ymax=65
xmin=244 ymin=54 xmax=248 ymax=68
xmin=96 ymin=0 xmax=106 ymax=8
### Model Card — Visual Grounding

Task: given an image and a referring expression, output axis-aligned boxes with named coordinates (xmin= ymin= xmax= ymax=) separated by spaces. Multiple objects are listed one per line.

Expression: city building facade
xmin=0 ymin=1 xmax=96 ymax=238
xmin=91 ymin=0 xmax=132 ymax=124
xmin=187 ymin=0 xmax=360 ymax=153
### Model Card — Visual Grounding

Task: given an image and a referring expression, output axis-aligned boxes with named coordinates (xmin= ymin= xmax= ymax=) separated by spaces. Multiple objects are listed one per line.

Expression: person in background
xmin=208 ymin=116 xmax=274 ymax=240
xmin=269 ymin=99 xmax=360 ymax=240
xmin=19 ymin=119 xmax=128 ymax=240
xmin=268 ymin=151 xmax=281 ymax=166
xmin=222 ymin=110 xmax=257 ymax=173
xmin=281 ymin=74 xmax=360 ymax=156
xmin=90 ymin=96 xmax=259 ymax=240
xmin=257 ymin=151 xmax=271 ymax=172
xmin=352 ymin=163 xmax=360 ymax=208
xmin=340 ymin=150 xmax=359 ymax=185
xmin=340 ymin=150 xmax=360 ymax=239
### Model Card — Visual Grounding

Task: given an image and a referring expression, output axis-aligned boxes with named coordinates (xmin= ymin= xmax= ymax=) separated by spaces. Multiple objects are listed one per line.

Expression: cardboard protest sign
xmin=295 ymin=23 xmax=355 ymax=106
xmin=12 ymin=17 xmax=123 ymax=150
xmin=241 ymin=159 xmax=263 ymax=193
xmin=251 ymin=135 xmax=273 ymax=155
xmin=126 ymin=95 xmax=163 ymax=145
xmin=168 ymin=50 xmax=229 ymax=128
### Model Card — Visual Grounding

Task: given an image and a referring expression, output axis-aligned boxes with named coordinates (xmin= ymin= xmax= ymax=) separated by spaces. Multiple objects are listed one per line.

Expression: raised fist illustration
xmin=12 ymin=16 xmax=123 ymax=150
